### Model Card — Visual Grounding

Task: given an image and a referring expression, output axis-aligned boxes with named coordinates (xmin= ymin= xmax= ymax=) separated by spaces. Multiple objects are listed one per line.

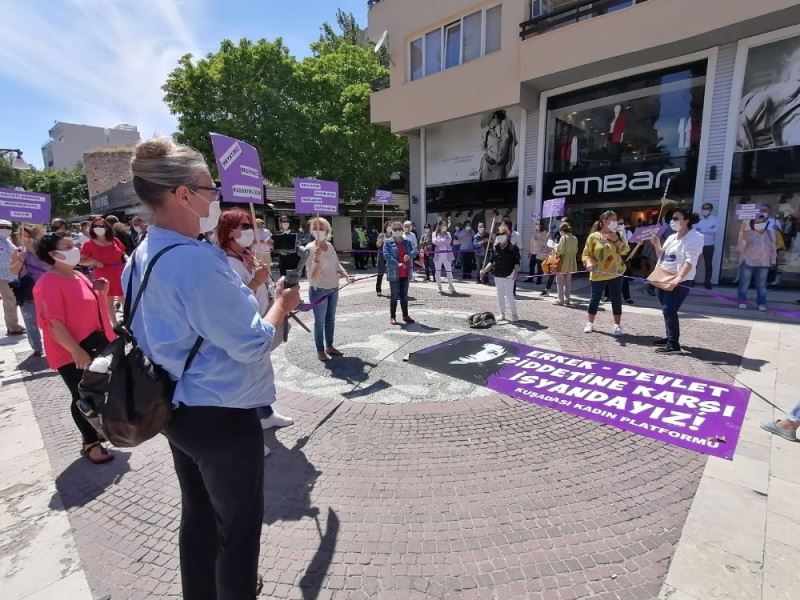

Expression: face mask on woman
xmin=237 ymin=229 xmax=255 ymax=248
xmin=478 ymin=227 xmax=485 ymax=234
xmin=53 ymin=247 xmax=81 ymax=267
xmin=701 ymin=210 xmax=711 ymax=217
xmin=495 ymin=235 xmax=508 ymax=245
xmin=754 ymin=222 xmax=767 ymax=232
xmin=670 ymin=219 xmax=682 ymax=232
xmin=392 ymin=228 xmax=403 ymax=238
xmin=93 ymin=227 xmax=107 ymax=237
xmin=606 ymin=220 xmax=619 ymax=232
xmin=312 ymin=230 xmax=327 ymax=241
xmin=280 ymin=222 xmax=290 ymax=231
xmin=198 ymin=201 xmax=221 ymax=232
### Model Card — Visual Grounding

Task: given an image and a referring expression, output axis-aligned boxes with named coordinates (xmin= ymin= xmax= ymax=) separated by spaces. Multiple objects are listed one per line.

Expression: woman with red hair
xmin=217 ymin=209 xmax=293 ymax=452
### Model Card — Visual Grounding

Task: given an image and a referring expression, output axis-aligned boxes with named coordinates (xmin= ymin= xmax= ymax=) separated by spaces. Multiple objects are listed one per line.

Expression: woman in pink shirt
xmin=736 ymin=213 xmax=777 ymax=311
xmin=33 ymin=232 xmax=115 ymax=464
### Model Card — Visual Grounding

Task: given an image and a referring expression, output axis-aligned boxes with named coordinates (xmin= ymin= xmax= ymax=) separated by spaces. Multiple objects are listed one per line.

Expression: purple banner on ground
xmin=294 ymin=178 xmax=339 ymax=215
xmin=374 ymin=189 xmax=393 ymax=204
xmin=409 ymin=334 xmax=749 ymax=460
xmin=631 ymin=225 xmax=661 ymax=243
xmin=542 ymin=197 xmax=565 ymax=219
xmin=209 ymin=133 xmax=264 ymax=204
xmin=0 ymin=188 xmax=51 ymax=224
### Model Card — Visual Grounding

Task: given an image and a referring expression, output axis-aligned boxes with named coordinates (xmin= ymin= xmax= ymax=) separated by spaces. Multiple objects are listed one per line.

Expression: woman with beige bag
xmin=648 ymin=207 xmax=704 ymax=354
xmin=553 ymin=222 xmax=578 ymax=306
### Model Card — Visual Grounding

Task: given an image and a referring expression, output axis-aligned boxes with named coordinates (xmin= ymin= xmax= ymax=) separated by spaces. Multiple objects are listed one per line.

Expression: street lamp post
xmin=0 ymin=149 xmax=33 ymax=171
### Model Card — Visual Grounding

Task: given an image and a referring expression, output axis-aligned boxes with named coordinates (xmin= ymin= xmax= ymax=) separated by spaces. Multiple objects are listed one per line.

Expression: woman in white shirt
xmin=304 ymin=217 xmax=354 ymax=362
xmin=217 ymin=209 xmax=293 ymax=436
xmin=649 ymin=208 xmax=704 ymax=354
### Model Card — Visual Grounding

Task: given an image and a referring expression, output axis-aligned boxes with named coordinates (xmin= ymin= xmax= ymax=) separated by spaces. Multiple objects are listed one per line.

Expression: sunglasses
xmin=189 ymin=186 xmax=223 ymax=202
xmin=237 ymin=223 xmax=254 ymax=230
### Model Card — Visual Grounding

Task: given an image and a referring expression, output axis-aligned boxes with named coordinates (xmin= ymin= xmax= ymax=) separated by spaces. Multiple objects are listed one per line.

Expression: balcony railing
xmin=520 ymin=0 xmax=648 ymax=40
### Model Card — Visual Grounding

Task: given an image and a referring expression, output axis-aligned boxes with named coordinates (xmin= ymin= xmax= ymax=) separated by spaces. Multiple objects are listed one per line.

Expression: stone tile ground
xmin=17 ymin=280 xmax=752 ymax=599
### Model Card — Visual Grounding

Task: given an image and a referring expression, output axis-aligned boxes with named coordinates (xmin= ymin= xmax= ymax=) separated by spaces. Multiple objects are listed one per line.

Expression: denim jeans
xmin=789 ymin=400 xmax=800 ymax=423
xmin=309 ymin=287 xmax=339 ymax=352
xmin=657 ymin=284 xmax=691 ymax=345
xmin=389 ymin=277 xmax=410 ymax=318
xmin=737 ymin=263 xmax=769 ymax=306
xmin=19 ymin=300 xmax=42 ymax=353
xmin=588 ymin=278 xmax=622 ymax=316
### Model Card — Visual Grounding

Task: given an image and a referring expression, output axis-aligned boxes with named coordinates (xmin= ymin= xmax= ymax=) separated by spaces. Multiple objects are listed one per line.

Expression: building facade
xmin=368 ymin=0 xmax=800 ymax=286
xmin=42 ymin=122 xmax=140 ymax=171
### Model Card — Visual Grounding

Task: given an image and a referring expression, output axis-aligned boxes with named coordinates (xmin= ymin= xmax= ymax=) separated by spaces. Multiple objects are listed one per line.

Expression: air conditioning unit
xmin=531 ymin=0 xmax=554 ymax=18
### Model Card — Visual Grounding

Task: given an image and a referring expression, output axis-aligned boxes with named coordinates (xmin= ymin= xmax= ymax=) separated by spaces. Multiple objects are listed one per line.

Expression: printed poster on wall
xmin=737 ymin=33 xmax=800 ymax=151
xmin=425 ymin=106 xmax=521 ymax=186
xmin=409 ymin=334 xmax=750 ymax=460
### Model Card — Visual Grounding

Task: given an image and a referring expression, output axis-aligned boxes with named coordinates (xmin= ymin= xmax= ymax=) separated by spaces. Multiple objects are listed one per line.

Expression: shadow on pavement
xmin=263 ymin=430 xmax=322 ymax=525
xmin=299 ymin=508 xmax=340 ymax=600
xmin=323 ymin=356 xmax=376 ymax=386
xmin=50 ymin=451 xmax=131 ymax=510
xmin=683 ymin=346 xmax=768 ymax=370
xmin=343 ymin=378 xmax=390 ymax=400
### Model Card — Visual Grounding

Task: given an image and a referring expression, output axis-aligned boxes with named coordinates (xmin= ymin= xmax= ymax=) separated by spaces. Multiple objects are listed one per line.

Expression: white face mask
xmin=0 ymin=229 xmax=10 ymax=239
xmin=754 ymin=222 xmax=767 ymax=231
xmin=133 ymin=226 xmax=143 ymax=234
xmin=93 ymin=227 xmax=107 ymax=237
xmin=312 ymin=230 xmax=327 ymax=241
xmin=670 ymin=220 xmax=682 ymax=232
xmin=392 ymin=229 xmax=403 ymax=238
xmin=280 ymin=222 xmax=290 ymax=231
xmin=478 ymin=228 xmax=485 ymax=234
xmin=701 ymin=210 xmax=711 ymax=217
xmin=607 ymin=220 xmax=619 ymax=232
xmin=198 ymin=200 xmax=221 ymax=233
xmin=237 ymin=229 xmax=255 ymax=248
xmin=53 ymin=247 xmax=81 ymax=267
xmin=495 ymin=234 xmax=508 ymax=245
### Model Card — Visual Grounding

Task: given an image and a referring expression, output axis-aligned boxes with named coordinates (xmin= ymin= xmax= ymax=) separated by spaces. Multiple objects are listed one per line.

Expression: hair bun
xmin=134 ymin=137 xmax=175 ymax=160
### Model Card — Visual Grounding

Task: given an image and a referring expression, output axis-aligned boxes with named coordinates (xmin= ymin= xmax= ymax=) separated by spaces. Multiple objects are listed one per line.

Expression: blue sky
xmin=0 ymin=0 xmax=369 ymax=168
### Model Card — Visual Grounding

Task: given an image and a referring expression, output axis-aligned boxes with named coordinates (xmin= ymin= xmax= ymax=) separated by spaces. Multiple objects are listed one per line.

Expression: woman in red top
xmin=80 ymin=216 xmax=126 ymax=323
xmin=33 ymin=232 xmax=116 ymax=464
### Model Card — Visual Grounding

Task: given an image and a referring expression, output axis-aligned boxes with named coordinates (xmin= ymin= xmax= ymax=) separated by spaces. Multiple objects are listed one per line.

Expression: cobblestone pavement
xmin=18 ymin=280 xmax=753 ymax=599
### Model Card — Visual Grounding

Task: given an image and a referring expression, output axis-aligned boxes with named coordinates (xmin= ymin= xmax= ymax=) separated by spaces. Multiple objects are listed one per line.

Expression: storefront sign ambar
xmin=550 ymin=167 xmax=681 ymax=197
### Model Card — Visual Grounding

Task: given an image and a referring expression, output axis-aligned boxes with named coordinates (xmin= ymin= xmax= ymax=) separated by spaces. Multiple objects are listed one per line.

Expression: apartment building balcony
xmin=518 ymin=0 xmax=800 ymax=91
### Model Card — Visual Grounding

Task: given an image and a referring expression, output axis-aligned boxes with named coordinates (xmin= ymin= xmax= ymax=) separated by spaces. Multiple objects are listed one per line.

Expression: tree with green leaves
xmin=163 ymin=38 xmax=308 ymax=185
xmin=17 ymin=164 xmax=90 ymax=219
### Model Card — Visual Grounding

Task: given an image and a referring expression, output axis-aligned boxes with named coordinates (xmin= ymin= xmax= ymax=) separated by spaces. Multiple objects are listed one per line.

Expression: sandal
xmin=82 ymin=442 xmax=114 ymax=464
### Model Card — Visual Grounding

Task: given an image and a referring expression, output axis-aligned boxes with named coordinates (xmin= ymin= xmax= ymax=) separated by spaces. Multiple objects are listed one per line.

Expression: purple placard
xmin=209 ymin=133 xmax=264 ymax=204
xmin=735 ymin=203 xmax=759 ymax=221
xmin=374 ymin=189 xmax=393 ymax=204
xmin=410 ymin=334 xmax=749 ymax=460
xmin=542 ymin=197 xmax=565 ymax=219
xmin=294 ymin=178 xmax=339 ymax=215
xmin=630 ymin=225 xmax=662 ymax=243
xmin=0 ymin=188 xmax=52 ymax=224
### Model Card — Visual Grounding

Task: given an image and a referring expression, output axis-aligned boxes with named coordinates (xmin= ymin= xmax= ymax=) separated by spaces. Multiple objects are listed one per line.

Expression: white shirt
xmin=403 ymin=231 xmax=418 ymax=250
xmin=657 ymin=229 xmax=704 ymax=281
xmin=227 ymin=256 xmax=271 ymax=316
xmin=509 ymin=230 xmax=521 ymax=248
xmin=694 ymin=215 xmax=719 ymax=246
xmin=304 ymin=241 xmax=344 ymax=289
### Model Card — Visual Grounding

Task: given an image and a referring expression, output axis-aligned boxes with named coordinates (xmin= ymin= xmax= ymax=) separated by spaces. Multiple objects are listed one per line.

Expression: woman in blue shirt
xmin=127 ymin=137 xmax=300 ymax=600
xmin=382 ymin=221 xmax=418 ymax=325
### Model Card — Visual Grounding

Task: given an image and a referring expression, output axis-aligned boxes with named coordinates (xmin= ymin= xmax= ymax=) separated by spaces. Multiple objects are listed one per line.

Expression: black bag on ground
xmin=78 ymin=244 xmax=202 ymax=448
xmin=468 ymin=312 xmax=496 ymax=329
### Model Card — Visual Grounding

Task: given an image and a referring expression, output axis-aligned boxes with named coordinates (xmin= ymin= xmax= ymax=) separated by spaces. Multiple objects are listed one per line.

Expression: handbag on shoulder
xmin=78 ymin=244 xmax=202 ymax=448
xmin=647 ymin=266 xmax=679 ymax=291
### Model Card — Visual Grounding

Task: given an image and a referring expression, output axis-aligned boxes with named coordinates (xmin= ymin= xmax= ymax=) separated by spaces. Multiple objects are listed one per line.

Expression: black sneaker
xmin=704 ymin=283 xmax=713 ymax=290
xmin=653 ymin=337 xmax=669 ymax=346
xmin=540 ymin=290 xmax=550 ymax=297
xmin=655 ymin=343 xmax=682 ymax=353
xmin=625 ymin=299 xmax=634 ymax=305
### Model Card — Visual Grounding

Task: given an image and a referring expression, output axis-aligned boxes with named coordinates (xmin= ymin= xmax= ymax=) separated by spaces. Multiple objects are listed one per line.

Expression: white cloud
xmin=0 ymin=0 xmax=204 ymax=138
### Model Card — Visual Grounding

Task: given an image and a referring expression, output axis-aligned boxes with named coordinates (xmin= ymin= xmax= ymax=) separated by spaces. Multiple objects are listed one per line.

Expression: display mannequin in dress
xmin=609 ymin=104 xmax=627 ymax=164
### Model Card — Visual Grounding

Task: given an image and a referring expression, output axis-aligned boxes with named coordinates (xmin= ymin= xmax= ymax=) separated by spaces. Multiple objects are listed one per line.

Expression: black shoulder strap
xmin=124 ymin=243 xmax=203 ymax=375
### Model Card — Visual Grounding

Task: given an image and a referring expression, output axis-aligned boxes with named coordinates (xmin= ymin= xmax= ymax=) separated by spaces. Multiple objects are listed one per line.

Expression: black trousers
xmin=701 ymin=245 xmax=714 ymax=285
xmin=461 ymin=251 xmax=475 ymax=279
xmin=57 ymin=363 xmax=100 ymax=445
xmin=165 ymin=405 xmax=264 ymax=600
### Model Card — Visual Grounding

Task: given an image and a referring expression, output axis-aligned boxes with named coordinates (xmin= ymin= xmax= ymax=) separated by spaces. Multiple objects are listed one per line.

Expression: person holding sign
xmin=581 ymin=210 xmax=629 ymax=336
xmin=648 ymin=208 xmax=704 ymax=353
xmin=305 ymin=217 xmax=354 ymax=361
xmin=383 ymin=221 xmax=417 ymax=325
xmin=553 ymin=222 xmax=578 ymax=307
xmin=736 ymin=213 xmax=777 ymax=311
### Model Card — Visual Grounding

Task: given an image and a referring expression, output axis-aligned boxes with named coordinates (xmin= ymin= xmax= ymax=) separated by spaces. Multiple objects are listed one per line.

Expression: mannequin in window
xmin=609 ymin=104 xmax=627 ymax=164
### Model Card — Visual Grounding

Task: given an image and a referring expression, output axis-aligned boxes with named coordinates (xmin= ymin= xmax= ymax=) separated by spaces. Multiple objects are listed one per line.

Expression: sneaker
xmin=612 ymin=325 xmax=624 ymax=337
xmin=260 ymin=412 xmax=294 ymax=429
xmin=760 ymin=420 xmax=799 ymax=442
xmin=653 ymin=337 xmax=668 ymax=346
xmin=738 ymin=303 xmax=747 ymax=309
xmin=655 ymin=343 xmax=682 ymax=353
xmin=704 ymin=283 xmax=713 ymax=290
xmin=583 ymin=323 xmax=593 ymax=333
xmin=602 ymin=297 xmax=610 ymax=303
xmin=448 ymin=286 xmax=456 ymax=294
xmin=540 ymin=290 xmax=550 ymax=297
xmin=625 ymin=299 xmax=634 ymax=305
xmin=757 ymin=305 xmax=767 ymax=312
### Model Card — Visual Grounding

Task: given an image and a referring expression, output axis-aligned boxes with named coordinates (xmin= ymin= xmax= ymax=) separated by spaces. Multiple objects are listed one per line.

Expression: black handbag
xmin=78 ymin=244 xmax=202 ymax=448
xmin=9 ymin=274 xmax=35 ymax=306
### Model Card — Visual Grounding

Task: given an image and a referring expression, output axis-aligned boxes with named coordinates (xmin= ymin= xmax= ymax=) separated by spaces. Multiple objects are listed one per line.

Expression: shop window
xmin=485 ymin=6 xmax=502 ymax=55
xmin=425 ymin=30 xmax=442 ymax=76
xmin=410 ymin=38 xmax=423 ymax=81
xmin=444 ymin=22 xmax=462 ymax=69
xmin=462 ymin=12 xmax=482 ymax=63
